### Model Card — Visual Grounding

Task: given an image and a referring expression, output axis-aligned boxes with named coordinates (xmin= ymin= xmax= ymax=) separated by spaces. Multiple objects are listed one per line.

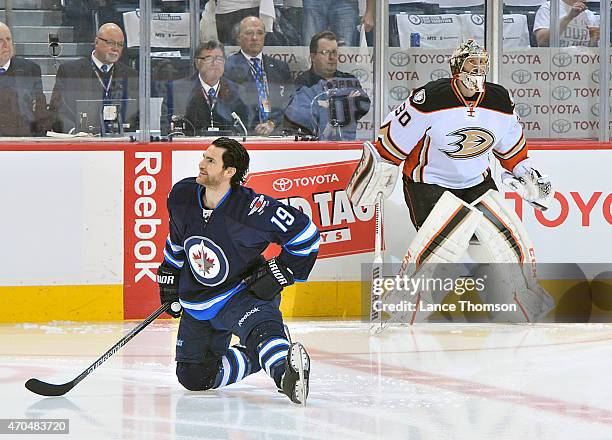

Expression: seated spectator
xmin=167 ymin=40 xmax=248 ymax=136
xmin=534 ymin=0 xmax=599 ymax=47
xmin=0 ymin=22 xmax=49 ymax=137
xmin=49 ymin=23 xmax=139 ymax=134
xmin=224 ymin=16 xmax=293 ymax=136
xmin=302 ymin=0 xmax=374 ymax=46
xmin=284 ymin=30 xmax=370 ymax=141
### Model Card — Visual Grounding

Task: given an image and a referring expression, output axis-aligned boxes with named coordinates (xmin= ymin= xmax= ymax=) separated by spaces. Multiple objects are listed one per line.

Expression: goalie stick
xmin=25 ymin=302 xmax=171 ymax=397
xmin=369 ymin=192 xmax=385 ymax=335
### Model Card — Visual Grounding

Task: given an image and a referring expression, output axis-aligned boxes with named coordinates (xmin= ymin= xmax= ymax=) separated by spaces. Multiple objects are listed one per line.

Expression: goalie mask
xmin=450 ymin=39 xmax=489 ymax=93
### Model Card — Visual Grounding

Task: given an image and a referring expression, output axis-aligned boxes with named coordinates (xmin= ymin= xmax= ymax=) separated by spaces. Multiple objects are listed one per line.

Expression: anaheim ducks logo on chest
xmin=442 ymin=127 xmax=495 ymax=159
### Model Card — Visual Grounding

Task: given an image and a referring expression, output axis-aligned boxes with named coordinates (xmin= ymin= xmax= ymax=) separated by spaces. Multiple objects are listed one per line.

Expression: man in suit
xmin=49 ymin=23 xmax=138 ymax=134
xmin=0 ymin=22 xmax=49 ymax=137
xmin=168 ymin=40 xmax=248 ymax=136
xmin=224 ymin=16 xmax=293 ymax=136
xmin=284 ymin=31 xmax=370 ymax=140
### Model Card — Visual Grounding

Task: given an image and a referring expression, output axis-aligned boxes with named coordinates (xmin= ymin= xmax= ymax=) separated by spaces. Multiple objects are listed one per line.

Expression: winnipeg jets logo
xmin=184 ymin=236 xmax=229 ymax=286
xmin=248 ymin=194 xmax=269 ymax=216
xmin=443 ymin=127 xmax=495 ymax=160
xmin=192 ymin=248 xmax=216 ymax=274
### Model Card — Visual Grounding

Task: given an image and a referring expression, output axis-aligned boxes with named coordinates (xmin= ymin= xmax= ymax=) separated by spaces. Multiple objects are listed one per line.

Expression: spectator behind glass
xmin=48 ymin=23 xmax=139 ymax=134
xmin=302 ymin=0 xmax=374 ymax=47
xmin=534 ymin=0 xmax=600 ymax=47
xmin=215 ymin=0 xmax=262 ymax=45
xmin=0 ymin=21 xmax=49 ymax=137
xmin=167 ymin=40 xmax=248 ymax=136
xmin=224 ymin=16 xmax=293 ymax=136
xmin=284 ymin=30 xmax=370 ymax=140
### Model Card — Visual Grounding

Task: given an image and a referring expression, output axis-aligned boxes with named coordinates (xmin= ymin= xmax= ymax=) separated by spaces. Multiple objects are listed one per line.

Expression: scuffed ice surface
xmin=2 ymin=321 xmax=612 ymax=439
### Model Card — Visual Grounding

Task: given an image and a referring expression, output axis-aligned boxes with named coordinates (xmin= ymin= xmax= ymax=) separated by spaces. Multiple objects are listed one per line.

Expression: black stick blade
xmin=25 ymin=378 xmax=74 ymax=397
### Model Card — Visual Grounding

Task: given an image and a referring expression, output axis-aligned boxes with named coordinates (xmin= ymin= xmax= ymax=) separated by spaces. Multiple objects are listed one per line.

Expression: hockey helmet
xmin=449 ymin=39 xmax=489 ymax=92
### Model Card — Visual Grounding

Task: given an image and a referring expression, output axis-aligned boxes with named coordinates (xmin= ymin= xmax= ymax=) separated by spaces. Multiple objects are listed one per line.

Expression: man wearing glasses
xmin=168 ymin=40 xmax=248 ymax=136
xmin=284 ymin=31 xmax=370 ymax=140
xmin=224 ymin=16 xmax=293 ymax=136
xmin=0 ymin=21 xmax=49 ymax=137
xmin=49 ymin=23 xmax=138 ymax=134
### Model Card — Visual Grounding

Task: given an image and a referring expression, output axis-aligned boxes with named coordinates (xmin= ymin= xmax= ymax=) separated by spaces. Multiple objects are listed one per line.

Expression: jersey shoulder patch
xmin=480 ymin=82 xmax=514 ymax=114
xmin=226 ymin=186 xmax=278 ymax=223
xmin=409 ymin=78 xmax=460 ymax=113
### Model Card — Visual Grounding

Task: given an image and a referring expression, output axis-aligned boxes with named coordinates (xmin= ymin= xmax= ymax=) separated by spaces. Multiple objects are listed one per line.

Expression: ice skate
xmin=279 ymin=342 xmax=310 ymax=405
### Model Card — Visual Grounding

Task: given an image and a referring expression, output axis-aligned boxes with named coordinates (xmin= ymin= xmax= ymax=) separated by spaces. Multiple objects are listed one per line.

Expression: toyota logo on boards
xmin=430 ymin=69 xmax=450 ymax=80
xmin=511 ymin=70 xmax=532 ymax=84
xmin=390 ymin=51 xmax=410 ymax=67
xmin=551 ymin=119 xmax=571 ymax=134
xmin=514 ymin=103 xmax=532 ymax=118
xmin=552 ymin=86 xmax=572 ymax=101
xmin=390 ymin=85 xmax=410 ymax=101
xmin=552 ymin=53 xmax=572 ymax=68
xmin=272 ymin=177 xmax=293 ymax=192
xmin=351 ymin=68 xmax=369 ymax=83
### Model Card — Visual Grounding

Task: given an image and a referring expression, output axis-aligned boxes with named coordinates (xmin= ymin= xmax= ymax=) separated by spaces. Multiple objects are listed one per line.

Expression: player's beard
xmin=197 ymin=172 xmax=222 ymax=188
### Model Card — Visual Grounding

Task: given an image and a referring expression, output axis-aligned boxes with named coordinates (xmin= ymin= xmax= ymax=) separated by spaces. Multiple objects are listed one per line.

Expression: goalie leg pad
xmin=347 ymin=141 xmax=399 ymax=207
xmin=401 ymin=191 xmax=483 ymax=271
xmin=383 ymin=191 xmax=482 ymax=323
xmin=472 ymin=190 xmax=555 ymax=322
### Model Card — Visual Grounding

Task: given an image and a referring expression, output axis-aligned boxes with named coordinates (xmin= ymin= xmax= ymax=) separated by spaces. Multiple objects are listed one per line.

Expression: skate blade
xmin=290 ymin=343 xmax=310 ymax=406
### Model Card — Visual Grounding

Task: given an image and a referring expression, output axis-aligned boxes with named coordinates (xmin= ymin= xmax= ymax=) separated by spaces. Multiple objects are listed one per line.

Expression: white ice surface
xmin=2 ymin=321 xmax=612 ymax=439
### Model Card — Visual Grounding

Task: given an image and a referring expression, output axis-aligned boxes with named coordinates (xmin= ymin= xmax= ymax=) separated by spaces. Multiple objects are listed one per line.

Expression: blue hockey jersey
xmin=161 ymin=178 xmax=320 ymax=320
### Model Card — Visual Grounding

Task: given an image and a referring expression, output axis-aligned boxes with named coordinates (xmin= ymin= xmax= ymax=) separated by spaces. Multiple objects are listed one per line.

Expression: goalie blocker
xmin=346 ymin=141 xmax=399 ymax=208
xmin=379 ymin=190 xmax=554 ymax=325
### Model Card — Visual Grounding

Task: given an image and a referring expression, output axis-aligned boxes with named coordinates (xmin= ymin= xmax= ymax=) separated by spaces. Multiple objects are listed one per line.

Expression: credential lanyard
xmin=93 ymin=63 xmax=113 ymax=99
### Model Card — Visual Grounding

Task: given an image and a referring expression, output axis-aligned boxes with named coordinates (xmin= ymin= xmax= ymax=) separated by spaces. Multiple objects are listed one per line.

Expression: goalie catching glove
xmin=157 ymin=266 xmax=182 ymax=318
xmin=245 ymin=258 xmax=295 ymax=301
xmin=502 ymin=161 xmax=553 ymax=211
xmin=346 ymin=141 xmax=399 ymax=207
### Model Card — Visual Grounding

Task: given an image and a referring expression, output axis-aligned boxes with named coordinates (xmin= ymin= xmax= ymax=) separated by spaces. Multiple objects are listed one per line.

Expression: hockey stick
xmin=25 ymin=302 xmax=171 ymax=397
xmin=369 ymin=192 xmax=384 ymax=335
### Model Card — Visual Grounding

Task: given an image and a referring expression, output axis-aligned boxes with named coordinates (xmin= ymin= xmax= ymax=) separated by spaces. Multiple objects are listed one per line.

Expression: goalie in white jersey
xmin=348 ymin=39 xmax=555 ymax=325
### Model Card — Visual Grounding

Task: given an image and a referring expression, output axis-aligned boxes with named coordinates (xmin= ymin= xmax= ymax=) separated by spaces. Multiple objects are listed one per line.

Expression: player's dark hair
xmin=212 ymin=137 xmax=250 ymax=187
xmin=310 ymin=30 xmax=337 ymax=54
xmin=195 ymin=40 xmax=225 ymax=57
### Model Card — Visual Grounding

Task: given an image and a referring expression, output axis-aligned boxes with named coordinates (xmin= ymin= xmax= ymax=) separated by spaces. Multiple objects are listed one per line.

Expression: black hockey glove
xmin=245 ymin=258 xmax=295 ymax=301
xmin=157 ymin=265 xmax=182 ymax=318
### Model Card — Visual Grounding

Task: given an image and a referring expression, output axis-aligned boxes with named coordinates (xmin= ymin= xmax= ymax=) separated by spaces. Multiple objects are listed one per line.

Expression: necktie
xmin=207 ymin=87 xmax=216 ymax=106
xmin=250 ymin=57 xmax=269 ymax=122
xmin=0 ymin=68 xmax=6 ymax=75
xmin=99 ymin=64 xmax=112 ymax=133
xmin=100 ymin=64 xmax=111 ymax=92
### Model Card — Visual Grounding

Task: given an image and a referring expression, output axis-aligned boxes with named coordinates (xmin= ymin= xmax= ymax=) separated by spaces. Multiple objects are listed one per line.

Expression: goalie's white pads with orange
xmin=347 ymin=141 xmax=399 ymax=208
xmin=471 ymin=190 xmax=555 ymax=322
xmin=384 ymin=191 xmax=482 ymax=324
